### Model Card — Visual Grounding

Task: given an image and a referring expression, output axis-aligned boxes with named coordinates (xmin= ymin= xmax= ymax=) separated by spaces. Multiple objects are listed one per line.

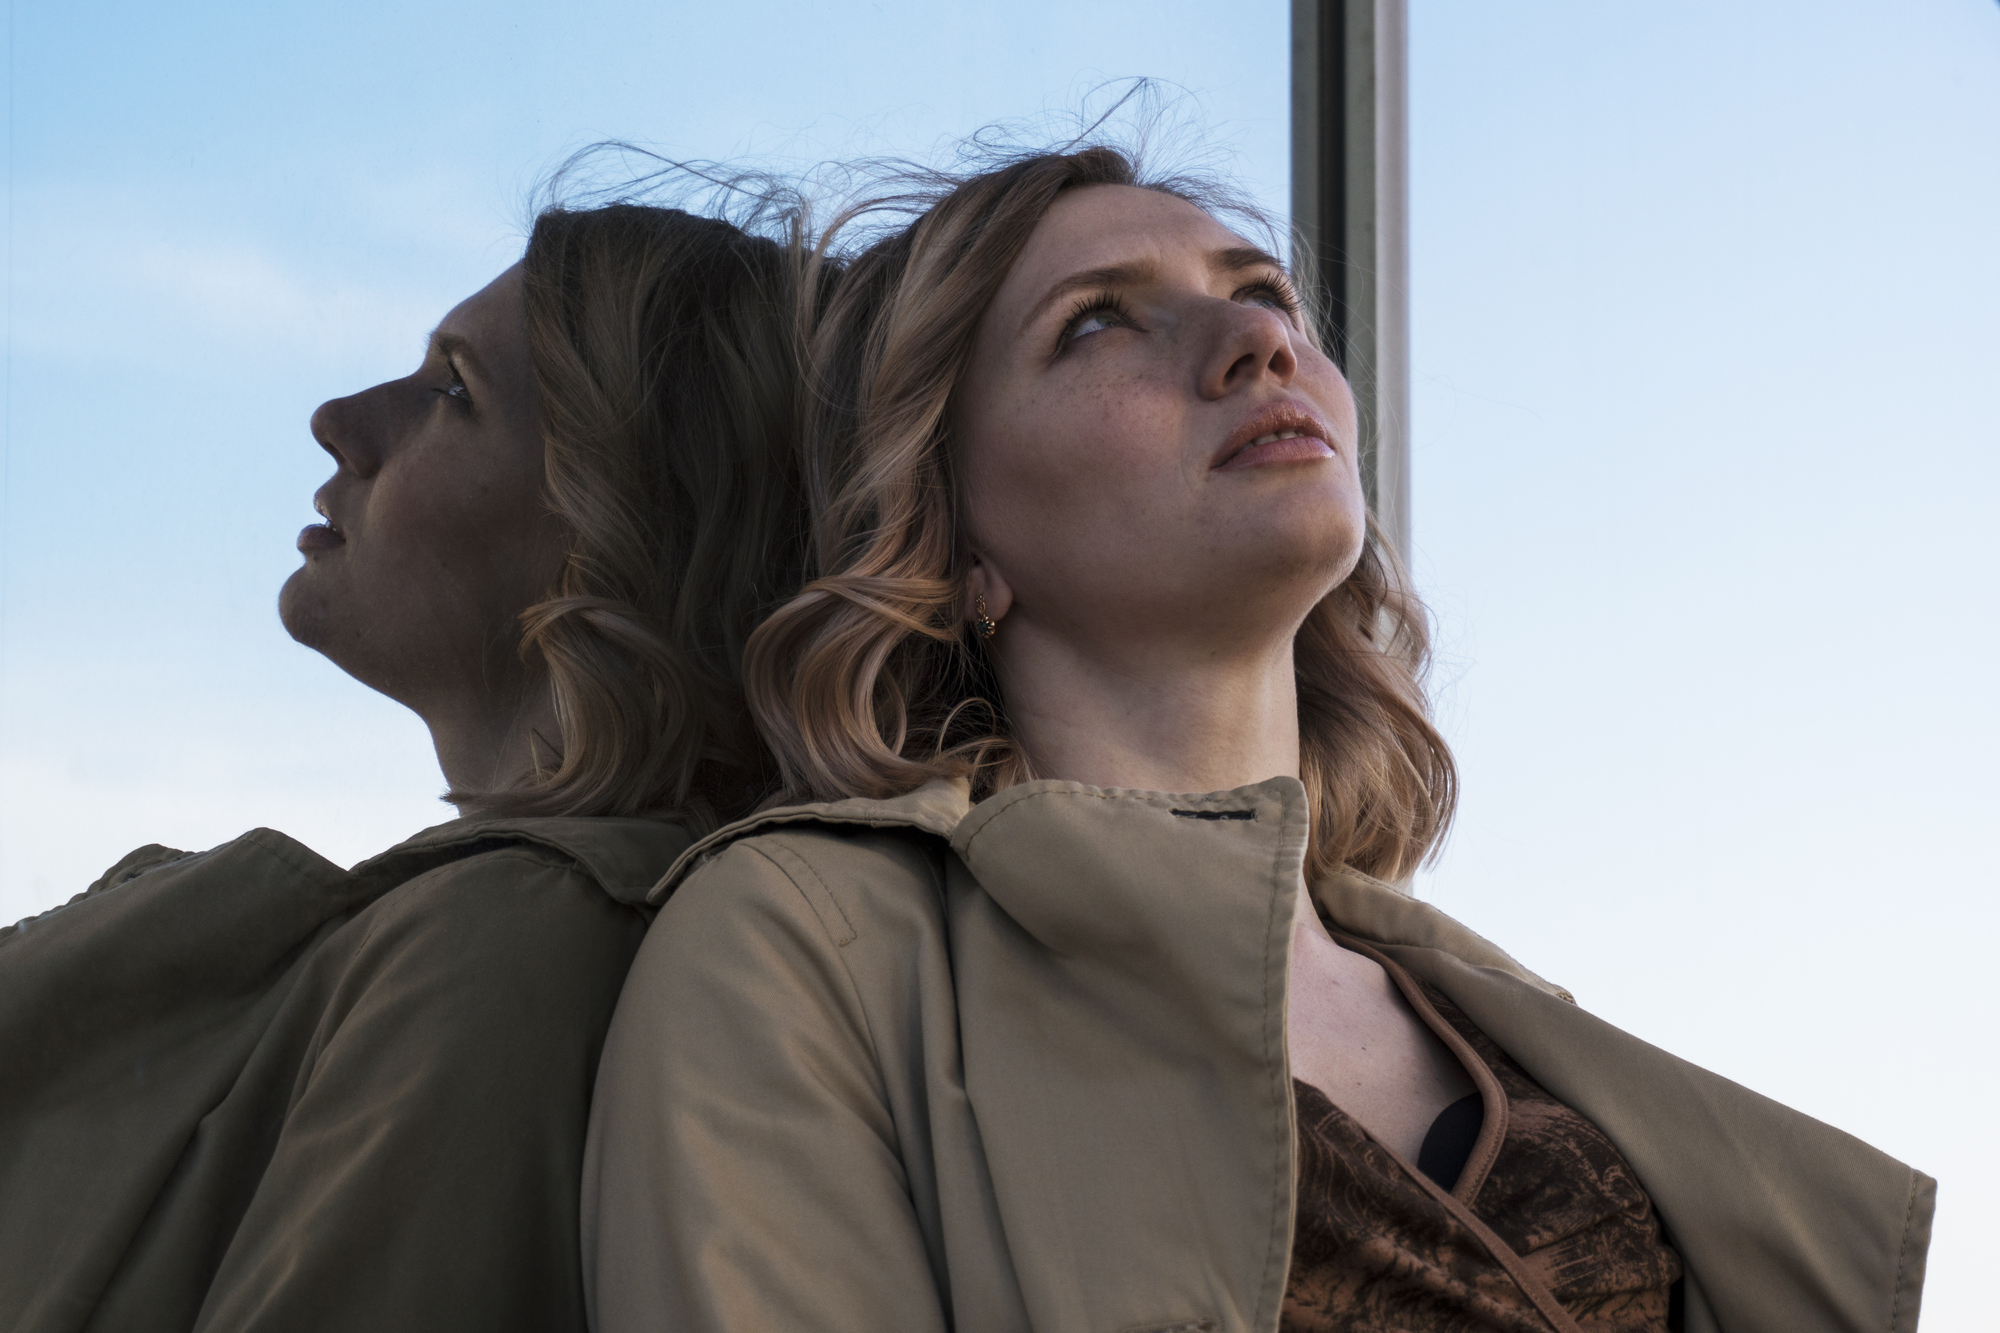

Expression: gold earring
xmin=974 ymin=594 xmax=998 ymax=640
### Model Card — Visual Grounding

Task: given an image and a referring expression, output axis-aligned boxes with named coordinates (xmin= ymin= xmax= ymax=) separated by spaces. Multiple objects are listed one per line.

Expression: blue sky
xmin=4 ymin=1 xmax=1996 ymax=1322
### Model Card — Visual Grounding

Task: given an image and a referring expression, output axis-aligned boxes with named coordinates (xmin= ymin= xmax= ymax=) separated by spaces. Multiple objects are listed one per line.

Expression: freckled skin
xmin=955 ymin=184 xmax=1472 ymax=1160
xmin=279 ymin=264 xmax=566 ymax=796
xmin=956 ymin=185 xmax=1366 ymax=657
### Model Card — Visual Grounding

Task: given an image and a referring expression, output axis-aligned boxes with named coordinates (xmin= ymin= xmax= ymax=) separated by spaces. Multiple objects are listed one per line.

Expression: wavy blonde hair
xmin=745 ymin=144 xmax=1455 ymax=880
xmin=453 ymin=200 xmax=815 ymax=832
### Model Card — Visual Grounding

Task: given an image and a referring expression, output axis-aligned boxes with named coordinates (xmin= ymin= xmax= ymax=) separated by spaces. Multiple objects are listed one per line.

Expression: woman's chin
xmin=277 ymin=567 xmax=329 ymax=649
xmin=1231 ymin=493 xmax=1367 ymax=571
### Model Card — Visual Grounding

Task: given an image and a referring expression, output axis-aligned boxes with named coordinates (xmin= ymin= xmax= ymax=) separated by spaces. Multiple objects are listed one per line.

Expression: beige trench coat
xmin=585 ymin=777 xmax=1933 ymax=1333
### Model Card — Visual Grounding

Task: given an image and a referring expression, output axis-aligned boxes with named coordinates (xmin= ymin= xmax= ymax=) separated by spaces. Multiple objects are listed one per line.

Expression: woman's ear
xmin=965 ymin=559 xmax=1014 ymax=627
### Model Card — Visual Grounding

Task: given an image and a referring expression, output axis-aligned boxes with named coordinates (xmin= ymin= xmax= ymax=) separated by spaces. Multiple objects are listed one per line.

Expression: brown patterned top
xmin=1282 ymin=953 xmax=1682 ymax=1333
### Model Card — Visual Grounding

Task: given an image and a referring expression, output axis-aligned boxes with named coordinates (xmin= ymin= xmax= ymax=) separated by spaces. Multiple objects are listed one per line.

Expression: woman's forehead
xmin=1027 ymin=184 xmax=1245 ymax=271
xmin=439 ymin=262 xmax=526 ymax=339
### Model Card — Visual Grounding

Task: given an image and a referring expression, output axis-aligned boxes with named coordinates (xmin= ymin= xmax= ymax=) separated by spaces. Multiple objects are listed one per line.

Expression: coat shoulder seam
xmin=740 ymin=839 xmax=860 ymax=947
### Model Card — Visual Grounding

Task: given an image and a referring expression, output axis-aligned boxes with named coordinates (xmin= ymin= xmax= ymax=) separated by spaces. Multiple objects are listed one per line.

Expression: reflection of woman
xmin=588 ymin=147 xmax=1934 ymax=1333
xmin=0 ymin=202 xmax=810 ymax=1332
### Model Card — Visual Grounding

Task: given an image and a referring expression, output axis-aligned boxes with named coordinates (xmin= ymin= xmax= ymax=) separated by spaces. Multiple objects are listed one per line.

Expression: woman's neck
xmin=424 ymin=678 xmax=562 ymax=809
xmin=992 ymin=622 xmax=1302 ymax=796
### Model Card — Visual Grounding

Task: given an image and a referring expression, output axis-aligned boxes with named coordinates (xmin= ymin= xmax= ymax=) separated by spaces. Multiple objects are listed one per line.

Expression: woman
xmin=0 ymin=199 xmax=811 ymax=1332
xmin=587 ymin=146 xmax=1934 ymax=1333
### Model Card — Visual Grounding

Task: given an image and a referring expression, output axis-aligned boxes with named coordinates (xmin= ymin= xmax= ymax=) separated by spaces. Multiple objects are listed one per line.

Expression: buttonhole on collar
xmin=1170 ymin=808 xmax=1254 ymax=821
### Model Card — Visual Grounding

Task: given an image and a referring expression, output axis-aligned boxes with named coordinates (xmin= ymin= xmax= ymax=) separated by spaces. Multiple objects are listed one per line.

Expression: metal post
xmin=1292 ymin=0 xmax=1410 ymax=561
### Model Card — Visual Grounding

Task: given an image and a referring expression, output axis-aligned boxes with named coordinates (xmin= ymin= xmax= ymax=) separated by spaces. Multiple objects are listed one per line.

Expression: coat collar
xmin=1310 ymin=865 xmax=1574 ymax=1003
xmin=359 ymin=815 xmax=694 ymax=907
xmin=648 ymin=775 xmax=1567 ymax=1002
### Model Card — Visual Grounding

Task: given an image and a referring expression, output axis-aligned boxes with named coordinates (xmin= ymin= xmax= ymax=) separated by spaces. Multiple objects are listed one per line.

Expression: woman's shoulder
xmin=598 ymin=818 xmax=963 ymax=1135
xmin=349 ymin=817 xmax=694 ymax=962
xmin=291 ymin=818 xmax=680 ymax=997
xmin=299 ymin=827 xmax=667 ymax=1049
xmin=647 ymin=779 xmax=971 ymax=943
xmin=662 ymin=819 xmax=952 ymax=959
xmin=359 ymin=814 xmax=693 ymax=906
xmin=654 ymin=780 xmax=968 ymax=888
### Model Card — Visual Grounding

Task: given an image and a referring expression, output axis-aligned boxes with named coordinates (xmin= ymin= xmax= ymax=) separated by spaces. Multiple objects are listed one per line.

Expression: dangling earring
xmin=973 ymin=594 xmax=998 ymax=640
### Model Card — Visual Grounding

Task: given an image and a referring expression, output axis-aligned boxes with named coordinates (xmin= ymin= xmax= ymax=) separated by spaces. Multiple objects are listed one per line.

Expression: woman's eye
xmin=1241 ymin=280 xmax=1302 ymax=317
xmin=1056 ymin=294 xmax=1134 ymax=354
xmin=441 ymin=364 xmax=473 ymax=405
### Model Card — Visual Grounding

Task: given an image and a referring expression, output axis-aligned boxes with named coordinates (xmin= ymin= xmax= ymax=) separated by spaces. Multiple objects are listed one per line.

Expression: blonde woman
xmin=1 ymin=201 xmax=813 ymax=1332
xmin=587 ymin=147 xmax=1933 ymax=1333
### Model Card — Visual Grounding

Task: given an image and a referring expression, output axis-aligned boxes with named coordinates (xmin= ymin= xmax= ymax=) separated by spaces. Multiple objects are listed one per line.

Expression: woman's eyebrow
xmin=1019 ymin=246 xmax=1291 ymax=337
xmin=1019 ymin=259 xmax=1157 ymax=335
xmin=1211 ymin=245 xmax=1288 ymax=277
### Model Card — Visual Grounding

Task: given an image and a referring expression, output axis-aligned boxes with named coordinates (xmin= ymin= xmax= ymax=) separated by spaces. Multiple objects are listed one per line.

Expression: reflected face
xmin=955 ymin=185 xmax=1366 ymax=650
xmin=279 ymin=263 xmax=563 ymax=714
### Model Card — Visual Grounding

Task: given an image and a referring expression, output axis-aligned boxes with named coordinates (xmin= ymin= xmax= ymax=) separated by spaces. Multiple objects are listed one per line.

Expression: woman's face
xmin=956 ymin=184 xmax=1365 ymax=657
xmin=279 ymin=263 xmax=564 ymax=718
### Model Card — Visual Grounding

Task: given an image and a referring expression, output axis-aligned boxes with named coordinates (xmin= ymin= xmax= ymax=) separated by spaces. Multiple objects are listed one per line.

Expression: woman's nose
xmin=309 ymin=390 xmax=385 ymax=479
xmin=1199 ymin=302 xmax=1300 ymax=400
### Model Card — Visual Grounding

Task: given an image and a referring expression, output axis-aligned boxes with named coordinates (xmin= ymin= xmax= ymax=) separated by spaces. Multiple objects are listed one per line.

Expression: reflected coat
xmin=1 ymin=814 xmax=690 ymax=1333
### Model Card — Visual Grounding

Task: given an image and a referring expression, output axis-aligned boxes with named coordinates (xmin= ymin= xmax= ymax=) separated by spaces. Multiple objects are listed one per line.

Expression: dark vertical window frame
xmin=1292 ymin=0 xmax=1411 ymax=560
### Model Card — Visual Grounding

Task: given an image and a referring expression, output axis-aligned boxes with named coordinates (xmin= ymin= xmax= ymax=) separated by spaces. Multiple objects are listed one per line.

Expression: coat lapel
xmin=945 ymin=778 xmax=1308 ymax=1333
xmin=1316 ymin=868 xmax=1935 ymax=1333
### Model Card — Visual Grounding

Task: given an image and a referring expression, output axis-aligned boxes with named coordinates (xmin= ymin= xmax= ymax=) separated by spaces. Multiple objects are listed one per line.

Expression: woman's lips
xmin=297 ymin=523 xmax=345 ymax=553
xmin=1212 ymin=401 xmax=1339 ymax=469
xmin=1216 ymin=431 xmax=1336 ymax=470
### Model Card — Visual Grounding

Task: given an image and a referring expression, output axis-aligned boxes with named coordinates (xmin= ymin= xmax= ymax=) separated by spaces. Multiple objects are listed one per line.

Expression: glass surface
xmin=3 ymin=1 xmax=1994 ymax=1322
xmin=0 ymin=0 xmax=1290 ymax=907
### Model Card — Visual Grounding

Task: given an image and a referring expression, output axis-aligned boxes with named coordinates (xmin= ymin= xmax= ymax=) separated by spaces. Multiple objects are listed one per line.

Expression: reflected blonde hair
xmin=454 ymin=200 xmax=815 ymax=832
xmin=745 ymin=144 xmax=1455 ymax=880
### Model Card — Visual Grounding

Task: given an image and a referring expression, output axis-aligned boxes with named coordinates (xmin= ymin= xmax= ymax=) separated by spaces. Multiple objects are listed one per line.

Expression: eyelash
xmin=1055 ymin=291 xmax=1134 ymax=354
xmin=1240 ymin=277 xmax=1304 ymax=318
xmin=442 ymin=360 xmax=472 ymax=407
xmin=1053 ymin=275 xmax=1305 ymax=356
